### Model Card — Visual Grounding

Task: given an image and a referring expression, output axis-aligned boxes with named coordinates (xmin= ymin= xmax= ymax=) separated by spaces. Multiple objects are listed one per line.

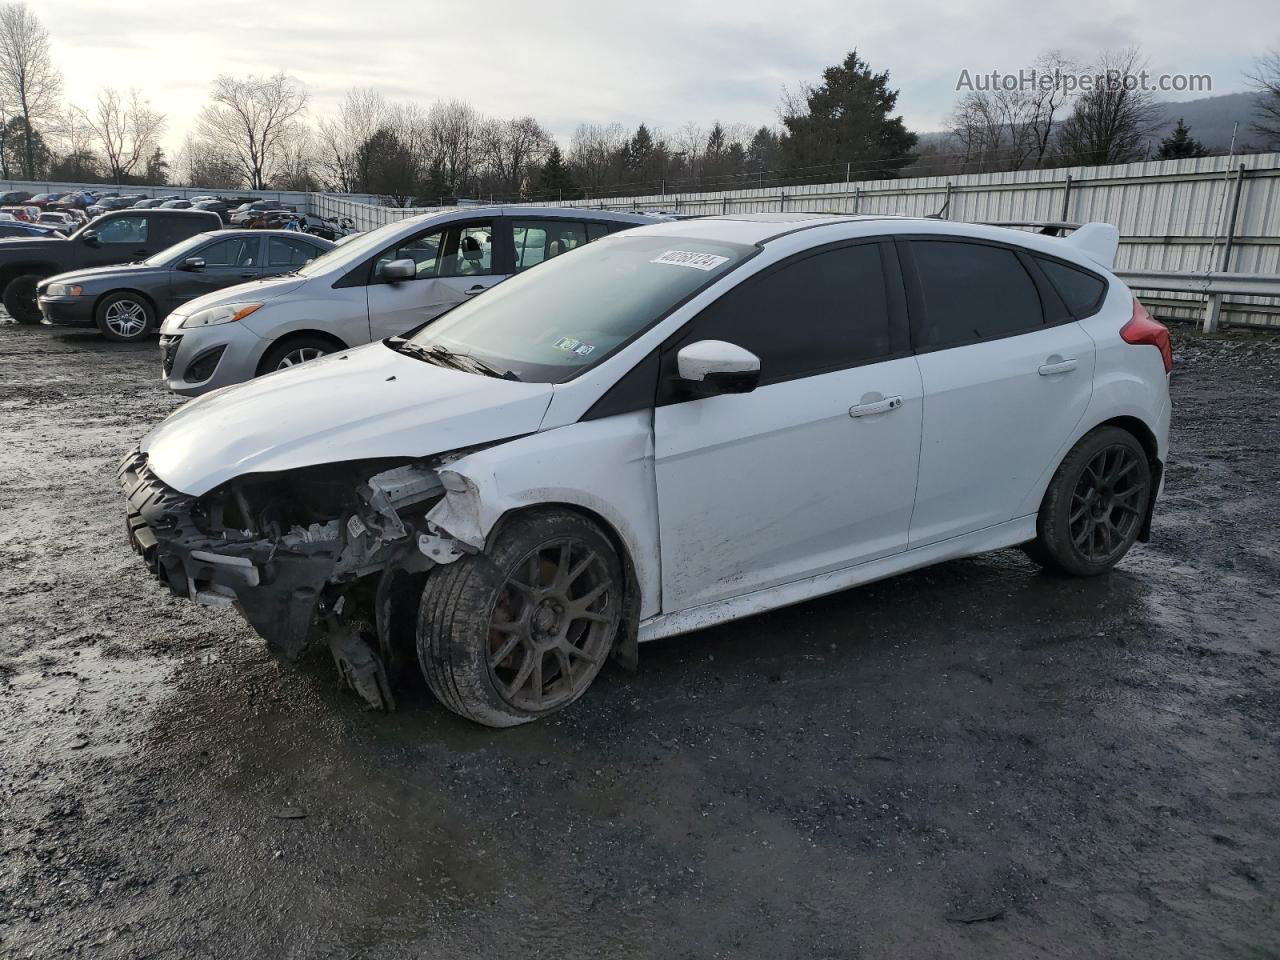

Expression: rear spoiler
xmin=983 ymin=220 xmax=1119 ymax=270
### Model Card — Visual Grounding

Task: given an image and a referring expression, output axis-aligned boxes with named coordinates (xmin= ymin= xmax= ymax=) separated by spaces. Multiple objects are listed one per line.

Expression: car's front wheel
xmin=95 ymin=292 xmax=155 ymax=342
xmin=1025 ymin=425 xmax=1152 ymax=576
xmin=258 ymin=336 xmax=336 ymax=374
xmin=3 ymin=274 xmax=42 ymax=324
xmin=417 ymin=509 xmax=623 ymax=727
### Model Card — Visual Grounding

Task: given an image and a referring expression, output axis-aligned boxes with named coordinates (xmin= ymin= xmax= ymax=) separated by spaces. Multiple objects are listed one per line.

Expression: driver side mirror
xmin=179 ymin=257 xmax=205 ymax=271
xmin=676 ymin=339 xmax=761 ymax=396
xmin=380 ymin=258 xmax=416 ymax=283
xmin=81 ymin=229 xmax=99 ymax=247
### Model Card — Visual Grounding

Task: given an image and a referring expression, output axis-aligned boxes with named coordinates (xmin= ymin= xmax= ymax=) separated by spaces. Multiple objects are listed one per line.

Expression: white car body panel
xmin=654 ymin=357 xmax=924 ymax=611
xmin=141 ymin=342 xmax=553 ymax=495
xmin=909 ymin=322 xmax=1096 ymax=547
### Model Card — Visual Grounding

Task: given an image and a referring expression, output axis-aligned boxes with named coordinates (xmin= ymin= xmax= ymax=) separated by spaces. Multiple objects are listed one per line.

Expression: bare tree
xmin=569 ymin=122 xmax=628 ymax=193
xmin=75 ymin=88 xmax=165 ymax=184
xmin=484 ymin=116 xmax=551 ymax=196
xmin=316 ymin=87 xmax=385 ymax=192
xmin=1247 ymin=50 xmax=1280 ymax=148
xmin=173 ymin=134 xmax=241 ymax=189
xmin=196 ymin=73 xmax=308 ymax=189
xmin=0 ymin=2 xmax=61 ymax=178
xmin=1054 ymin=47 xmax=1160 ymax=165
xmin=428 ymin=99 xmax=482 ymax=195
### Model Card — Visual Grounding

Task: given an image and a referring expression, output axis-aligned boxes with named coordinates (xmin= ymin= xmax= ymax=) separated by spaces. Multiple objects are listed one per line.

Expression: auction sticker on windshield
xmin=650 ymin=250 xmax=731 ymax=271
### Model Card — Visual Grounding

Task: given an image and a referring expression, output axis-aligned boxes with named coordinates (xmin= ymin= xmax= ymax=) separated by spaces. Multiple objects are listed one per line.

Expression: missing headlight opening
xmin=119 ymin=448 xmax=469 ymax=710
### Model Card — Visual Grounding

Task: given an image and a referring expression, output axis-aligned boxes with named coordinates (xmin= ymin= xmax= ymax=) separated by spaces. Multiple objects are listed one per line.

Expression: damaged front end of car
xmin=118 ymin=446 xmax=474 ymax=710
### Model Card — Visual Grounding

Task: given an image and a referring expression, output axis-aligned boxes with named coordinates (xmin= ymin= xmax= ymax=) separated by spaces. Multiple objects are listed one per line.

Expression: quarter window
xmin=1035 ymin=256 xmax=1106 ymax=317
xmin=95 ymin=216 xmax=148 ymax=244
xmin=910 ymin=240 xmax=1044 ymax=348
xmin=672 ymin=243 xmax=894 ymax=386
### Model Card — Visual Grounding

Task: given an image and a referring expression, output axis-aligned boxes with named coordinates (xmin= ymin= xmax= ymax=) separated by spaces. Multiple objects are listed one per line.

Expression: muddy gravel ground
xmin=1 ymin=320 xmax=1278 ymax=959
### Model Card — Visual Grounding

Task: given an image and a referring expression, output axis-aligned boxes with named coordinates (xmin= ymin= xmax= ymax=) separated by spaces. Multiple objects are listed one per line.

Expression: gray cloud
xmin=42 ymin=0 xmax=1266 ymax=152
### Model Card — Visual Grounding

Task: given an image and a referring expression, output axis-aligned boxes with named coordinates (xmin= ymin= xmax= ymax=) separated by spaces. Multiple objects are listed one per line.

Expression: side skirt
xmin=638 ymin=515 xmax=1037 ymax=643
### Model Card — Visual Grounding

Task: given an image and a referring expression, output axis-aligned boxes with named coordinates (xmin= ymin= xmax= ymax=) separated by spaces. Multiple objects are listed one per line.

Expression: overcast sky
xmin=40 ymin=0 xmax=1269 ymax=151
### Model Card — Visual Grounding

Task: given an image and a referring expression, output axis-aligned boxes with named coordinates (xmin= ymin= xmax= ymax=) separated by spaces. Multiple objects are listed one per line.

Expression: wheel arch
xmin=254 ymin=328 xmax=350 ymax=375
xmin=1093 ymin=414 xmax=1162 ymax=542
xmin=0 ymin=261 xmax=59 ymax=289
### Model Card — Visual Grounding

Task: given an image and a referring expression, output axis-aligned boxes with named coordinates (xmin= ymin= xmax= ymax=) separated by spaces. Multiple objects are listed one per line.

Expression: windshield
xmin=143 ymin=232 xmax=216 ymax=266
xmin=402 ymin=234 xmax=750 ymax=383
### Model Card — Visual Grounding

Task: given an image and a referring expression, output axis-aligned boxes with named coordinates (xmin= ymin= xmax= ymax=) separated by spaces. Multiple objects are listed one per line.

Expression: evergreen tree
xmin=1156 ymin=118 xmax=1209 ymax=160
xmin=627 ymin=123 xmax=654 ymax=174
xmin=780 ymin=50 xmax=917 ymax=179
xmin=537 ymin=144 xmax=579 ymax=199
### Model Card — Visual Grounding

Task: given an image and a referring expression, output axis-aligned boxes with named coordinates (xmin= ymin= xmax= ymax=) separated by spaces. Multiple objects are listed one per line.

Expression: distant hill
xmin=915 ymin=91 xmax=1272 ymax=158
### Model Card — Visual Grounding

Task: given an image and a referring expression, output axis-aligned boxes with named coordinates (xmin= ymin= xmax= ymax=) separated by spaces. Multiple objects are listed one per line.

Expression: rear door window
xmin=268 ymin=236 xmax=324 ymax=268
xmin=512 ymin=219 xmax=594 ymax=272
xmin=96 ymin=216 xmax=148 ymax=245
xmin=909 ymin=240 xmax=1044 ymax=349
xmin=1035 ymin=256 xmax=1107 ymax=317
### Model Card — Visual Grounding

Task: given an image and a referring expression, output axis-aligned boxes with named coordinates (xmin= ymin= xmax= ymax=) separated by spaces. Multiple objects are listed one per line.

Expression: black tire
xmin=3 ymin=274 xmax=42 ymax=324
xmin=1026 ymin=426 xmax=1152 ymax=577
xmin=95 ymin=292 xmax=155 ymax=342
xmin=417 ymin=509 xmax=623 ymax=727
xmin=258 ymin=336 xmax=337 ymax=375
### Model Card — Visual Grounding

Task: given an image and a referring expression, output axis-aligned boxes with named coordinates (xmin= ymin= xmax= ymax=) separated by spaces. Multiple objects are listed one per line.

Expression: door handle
xmin=238 ymin=272 xmax=257 ymax=279
xmin=463 ymin=284 xmax=486 ymax=297
xmin=849 ymin=395 xmax=903 ymax=418
xmin=1038 ymin=358 xmax=1078 ymax=376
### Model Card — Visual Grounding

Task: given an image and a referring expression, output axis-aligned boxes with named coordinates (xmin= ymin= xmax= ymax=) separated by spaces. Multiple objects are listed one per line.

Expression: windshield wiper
xmin=390 ymin=340 xmax=520 ymax=381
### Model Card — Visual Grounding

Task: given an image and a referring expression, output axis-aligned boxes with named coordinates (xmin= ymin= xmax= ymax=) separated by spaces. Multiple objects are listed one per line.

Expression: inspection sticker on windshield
xmin=650 ymin=250 xmax=729 ymax=271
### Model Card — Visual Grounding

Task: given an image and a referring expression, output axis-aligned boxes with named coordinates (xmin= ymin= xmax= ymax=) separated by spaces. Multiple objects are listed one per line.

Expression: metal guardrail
xmin=1115 ymin=270 xmax=1280 ymax=332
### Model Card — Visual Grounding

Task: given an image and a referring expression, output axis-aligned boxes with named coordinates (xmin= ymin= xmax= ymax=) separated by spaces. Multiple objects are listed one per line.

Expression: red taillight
xmin=1121 ymin=297 xmax=1173 ymax=374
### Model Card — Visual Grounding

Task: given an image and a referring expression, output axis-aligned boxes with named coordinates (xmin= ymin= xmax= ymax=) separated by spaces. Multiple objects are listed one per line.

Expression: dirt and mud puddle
xmin=1 ymin=322 xmax=1277 ymax=958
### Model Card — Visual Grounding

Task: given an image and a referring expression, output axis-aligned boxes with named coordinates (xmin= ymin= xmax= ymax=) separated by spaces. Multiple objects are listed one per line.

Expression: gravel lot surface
xmin=1 ymin=321 xmax=1278 ymax=959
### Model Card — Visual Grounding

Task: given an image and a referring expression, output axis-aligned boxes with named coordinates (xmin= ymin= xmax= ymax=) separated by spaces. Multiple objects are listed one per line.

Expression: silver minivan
xmin=159 ymin=206 xmax=661 ymax=396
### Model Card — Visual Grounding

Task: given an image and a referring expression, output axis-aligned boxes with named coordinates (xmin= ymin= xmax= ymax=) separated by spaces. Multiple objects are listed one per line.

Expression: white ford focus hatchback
xmin=121 ymin=213 xmax=1172 ymax=727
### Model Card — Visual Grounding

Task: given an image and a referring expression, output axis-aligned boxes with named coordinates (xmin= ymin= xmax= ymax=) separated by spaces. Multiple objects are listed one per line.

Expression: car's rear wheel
xmin=258 ymin=336 xmax=336 ymax=374
xmin=417 ymin=509 xmax=622 ymax=727
xmin=95 ymin=292 xmax=155 ymax=342
xmin=1026 ymin=426 xmax=1152 ymax=576
xmin=3 ymin=274 xmax=42 ymax=324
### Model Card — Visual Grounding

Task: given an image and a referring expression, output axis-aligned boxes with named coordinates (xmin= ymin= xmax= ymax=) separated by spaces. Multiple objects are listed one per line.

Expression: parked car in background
xmin=160 ymin=199 xmax=193 ymax=209
xmin=0 ymin=208 xmax=223 ymax=323
xmin=241 ymin=209 xmax=301 ymax=230
xmin=0 ymin=221 xmax=67 ymax=239
xmin=132 ymin=198 xmax=165 ymax=209
xmin=28 ymin=193 xmax=64 ymax=209
xmin=50 ymin=192 xmax=94 ymax=212
xmin=121 ymin=214 xmax=1171 ymax=725
xmin=301 ymin=215 xmax=355 ymax=241
xmin=191 ymin=199 xmax=233 ymax=223
xmin=229 ymin=200 xmax=291 ymax=225
xmin=37 ymin=211 xmax=77 ymax=229
xmin=1 ymin=205 xmax=42 ymax=222
xmin=0 ymin=190 xmax=32 ymax=204
xmin=87 ymin=195 xmax=145 ymax=217
xmin=37 ymin=229 xmax=334 ymax=343
xmin=160 ymin=206 xmax=661 ymax=394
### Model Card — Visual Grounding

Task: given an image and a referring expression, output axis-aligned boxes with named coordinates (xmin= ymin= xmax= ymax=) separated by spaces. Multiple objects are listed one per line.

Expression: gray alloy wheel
xmin=417 ymin=509 xmax=623 ymax=727
xmin=95 ymin=293 xmax=155 ymax=342
xmin=258 ymin=336 xmax=338 ymax=376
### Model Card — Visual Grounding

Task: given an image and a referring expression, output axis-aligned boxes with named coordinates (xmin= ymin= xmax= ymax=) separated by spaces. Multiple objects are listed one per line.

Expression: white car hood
xmin=142 ymin=342 xmax=554 ymax=495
